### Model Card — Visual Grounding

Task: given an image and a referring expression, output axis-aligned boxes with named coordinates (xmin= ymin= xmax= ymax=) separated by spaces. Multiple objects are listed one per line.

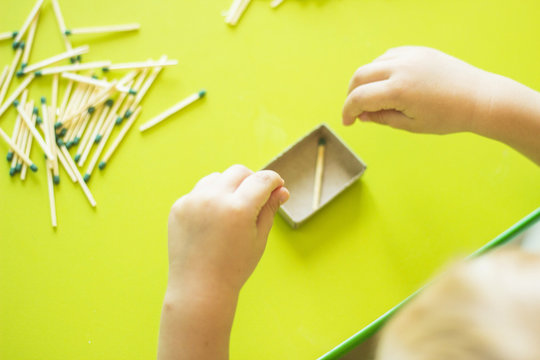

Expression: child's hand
xmin=166 ymin=165 xmax=289 ymax=295
xmin=342 ymin=46 xmax=494 ymax=134
xmin=342 ymin=46 xmax=540 ymax=165
xmin=158 ymin=165 xmax=289 ymax=360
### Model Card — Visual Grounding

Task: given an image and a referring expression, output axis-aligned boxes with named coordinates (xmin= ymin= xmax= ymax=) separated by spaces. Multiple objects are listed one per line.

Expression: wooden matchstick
xmin=20 ymin=14 xmax=39 ymax=70
xmin=9 ymin=106 xmax=25 ymax=175
xmin=0 ymin=65 xmax=9 ymax=91
xmin=0 ymin=44 xmax=24 ymax=106
xmin=58 ymin=143 xmax=97 ymax=207
xmin=74 ymin=104 xmax=104 ymax=163
xmin=63 ymin=83 xmax=116 ymax=126
xmin=55 ymin=82 xmax=84 ymax=131
xmin=139 ymin=90 xmax=206 ymax=132
xmin=312 ymin=137 xmax=326 ymax=210
xmin=12 ymin=0 xmax=44 ymax=47
xmin=64 ymin=71 xmax=136 ymax=125
xmin=61 ymin=72 xmax=132 ymax=93
xmin=0 ymin=31 xmax=18 ymax=42
xmin=65 ymin=23 xmax=140 ymax=36
xmin=225 ymin=0 xmax=243 ymax=24
xmin=0 ymin=126 xmax=37 ymax=171
xmin=50 ymin=0 xmax=78 ymax=136
xmin=63 ymin=83 xmax=92 ymax=134
xmin=9 ymin=92 xmax=29 ymax=175
xmin=22 ymin=45 xmax=89 ymax=74
xmin=36 ymin=61 xmax=111 ymax=76
xmin=15 ymin=102 xmax=53 ymax=159
xmin=20 ymin=103 xmax=37 ymax=180
xmin=96 ymin=91 xmax=129 ymax=140
xmin=6 ymin=91 xmax=28 ymax=167
xmin=102 ymin=59 xmax=177 ymax=72
xmin=16 ymin=102 xmax=34 ymax=176
xmin=41 ymin=98 xmax=59 ymax=184
xmin=45 ymin=161 xmax=58 ymax=227
xmin=99 ymin=106 xmax=142 ymax=170
xmin=40 ymin=100 xmax=58 ymax=226
xmin=226 ymin=0 xmax=252 ymax=26
xmin=50 ymin=75 xmax=60 ymax=179
xmin=39 ymin=120 xmax=77 ymax=183
xmin=51 ymin=0 xmax=72 ymax=52
xmin=234 ymin=0 xmax=253 ymax=25
xmin=72 ymin=109 xmax=95 ymax=150
xmin=78 ymin=97 xmax=116 ymax=167
xmin=0 ymin=74 xmax=34 ymax=119
xmin=64 ymin=85 xmax=95 ymax=144
xmin=121 ymin=57 xmax=167 ymax=123
xmin=63 ymin=82 xmax=86 ymax=117
xmin=58 ymin=80 xmax=74 ymax=124
xmin=115 ymin=70 xmax=148 ymax=124
xmin=56 ymin=145 xmax=77 ymax=182
xmin=84 ymin=110 xmax=120 ymax=182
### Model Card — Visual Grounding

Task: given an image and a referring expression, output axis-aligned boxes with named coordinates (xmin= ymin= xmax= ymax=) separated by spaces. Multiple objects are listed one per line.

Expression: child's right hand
xmin=342 ymin=46 xmax=495 ymax=134
xmin=158 ymin=165 xmax=289 ymax=360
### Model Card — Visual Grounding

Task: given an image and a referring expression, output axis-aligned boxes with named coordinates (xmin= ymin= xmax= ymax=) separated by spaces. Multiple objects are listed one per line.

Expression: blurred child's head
xmin=376 ymin=250 xmax=540 ymax=360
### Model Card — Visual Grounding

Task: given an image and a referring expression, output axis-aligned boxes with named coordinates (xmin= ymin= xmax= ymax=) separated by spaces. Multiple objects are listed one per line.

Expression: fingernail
xmin=359 ymin=113 xmax=369 ymax=122
xmin=279 ymin=188 xmax=290 ymax=205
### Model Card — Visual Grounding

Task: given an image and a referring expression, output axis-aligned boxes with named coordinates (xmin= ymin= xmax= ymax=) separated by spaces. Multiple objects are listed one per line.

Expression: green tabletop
xmin=1 ymin=0 xmax=539 ymax=359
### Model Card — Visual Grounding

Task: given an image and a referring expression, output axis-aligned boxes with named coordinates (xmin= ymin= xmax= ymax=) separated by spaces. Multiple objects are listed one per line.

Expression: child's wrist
xmin=166 ymin=272 xmax=241 ymax=305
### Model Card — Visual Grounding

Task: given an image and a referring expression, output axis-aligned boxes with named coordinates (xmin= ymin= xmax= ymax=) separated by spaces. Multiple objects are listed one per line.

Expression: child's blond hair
xmin=377 ymin=250 xmax=540 ymax=360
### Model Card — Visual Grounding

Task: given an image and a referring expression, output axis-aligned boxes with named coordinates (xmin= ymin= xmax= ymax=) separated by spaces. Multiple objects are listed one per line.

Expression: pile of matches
xmin=224 ymin=0 xmax=285 ymax=26
xmin=0 ymin=0 xmax=206 ymax=228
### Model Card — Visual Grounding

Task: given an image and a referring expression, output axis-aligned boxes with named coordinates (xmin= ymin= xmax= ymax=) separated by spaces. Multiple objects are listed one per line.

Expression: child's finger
xmin=342 ymin=80 xmax=395 ymax=126
xmin=347 ymin=63 xmax=391 ymax=95
xmin=360 ymin=109 xmax=414 ymax=131
xmin=257 ymin=186 xmax=289 ymax=239
xmin=220 ymin=164 xmax=254 ymax=191
xmin=235 ymin=170 xmax=284 ymax=211
xmin=192 ymin=172 xmax=221 ymax=192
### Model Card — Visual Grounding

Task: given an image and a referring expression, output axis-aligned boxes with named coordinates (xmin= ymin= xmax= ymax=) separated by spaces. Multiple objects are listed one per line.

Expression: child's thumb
xmin=257 ymin=187 xmax=289 ymax=238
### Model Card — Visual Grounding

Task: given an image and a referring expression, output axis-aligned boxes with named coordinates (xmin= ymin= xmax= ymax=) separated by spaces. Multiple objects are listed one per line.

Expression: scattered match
xmin=22 ymin=45 xmax=89 ymax=74
xmin=139 ymin=89 xmax=206 ymax=132
xmin=102 ymin=59 xmax=178 ymax=72
xmin=65 ymin=23 xmax=140 ymax=36
xmin=1 ymin=0 xmax=204 ymax=228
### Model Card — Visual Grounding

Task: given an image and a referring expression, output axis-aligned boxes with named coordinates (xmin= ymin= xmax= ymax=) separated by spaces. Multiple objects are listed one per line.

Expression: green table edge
xmin=318 ymin=206 xmax=540 ymax=360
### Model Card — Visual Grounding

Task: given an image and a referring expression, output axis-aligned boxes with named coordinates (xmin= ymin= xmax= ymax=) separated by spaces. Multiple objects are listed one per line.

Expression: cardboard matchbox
xmin=263 ymin=124 xmax=367 ymax=228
